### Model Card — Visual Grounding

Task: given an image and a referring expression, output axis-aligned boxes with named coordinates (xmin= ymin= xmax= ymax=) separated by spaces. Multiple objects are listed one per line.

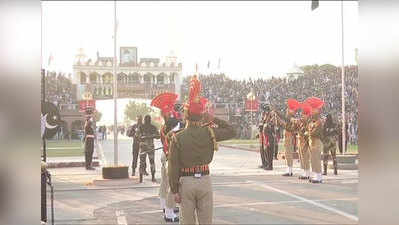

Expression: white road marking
xmin=115 ymin=210 xmax=127 ymax=225
xmin=134 ymin=198 xmax=357 ymax=215
xmin=255 ymin=182 xmax=359 ymax=222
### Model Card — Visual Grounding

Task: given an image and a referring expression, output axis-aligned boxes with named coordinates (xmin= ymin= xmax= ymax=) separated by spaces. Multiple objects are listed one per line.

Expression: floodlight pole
xmin=341 ymin=0 xmax=346 ymax=155
xmin=113 ymin=0 xmax=118 ymax=165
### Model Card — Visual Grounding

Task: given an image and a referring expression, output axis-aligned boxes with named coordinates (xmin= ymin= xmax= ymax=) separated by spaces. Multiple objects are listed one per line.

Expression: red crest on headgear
xmin=287 ymin=99 xmax=301 ymax=112
xmin=185 ymin=75 xmax=207 ymax=115
xmin=305 ymin=97 xmax=325 ymax=110
xmin=300 ymin=102 xmax=312 ymax=116
xmin=151 ymin=92 xmax=178 ymax=115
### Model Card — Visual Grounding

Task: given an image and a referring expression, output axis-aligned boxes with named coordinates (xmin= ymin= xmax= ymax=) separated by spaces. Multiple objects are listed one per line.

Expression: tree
xmin=94 ymin=110 xmax=102 ymax=122
xmin=124 ymin=101 xmax=155 ymax=123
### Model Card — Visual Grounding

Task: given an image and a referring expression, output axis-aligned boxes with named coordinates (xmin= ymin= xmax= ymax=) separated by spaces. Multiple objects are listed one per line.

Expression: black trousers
xmin=41 ymin=172 xmax=47 ymax=222
xmin=84 ymin=138 xmax=94 ymax=168
xmin=132 ymin=141 xmax=140 ymax=171
xmin=260 ymin=145 xmax=267 ymax=167
xmin=274 ymin=142 xmax=279 ymax=159
xmin=265 ymin=143 xmax=275 ymax=169
xmin=139 ymin=145 xmax=155 ymax=175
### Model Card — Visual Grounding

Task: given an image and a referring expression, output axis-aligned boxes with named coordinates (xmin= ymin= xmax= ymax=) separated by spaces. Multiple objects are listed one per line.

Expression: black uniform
xmin=83 ymin=120 xmax=95 ymax=170
xmin=257 ymin=123 xmax=267 ymax=168
xmin=263 ymin=119 xmax=277 ymax=170
xmin=127 ymin=122 xmax=142 ymax=176
xmin=322 ymin=114 xmax=339 ymax=175
xmin=137 ymin=115 xmax=160 ymax=182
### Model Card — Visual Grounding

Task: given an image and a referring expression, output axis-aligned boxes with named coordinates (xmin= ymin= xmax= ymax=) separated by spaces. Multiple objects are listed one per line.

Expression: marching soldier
xmin=137 ymin=115 xmax=160 ymax=183
xmin=278 ymin=99 xmax=301 ymax=176
xmin=151 ymin=92 xmax=182 ymax=222
xmin=263 ymin=108 xmax=277 ymax=170
xmin=297 ymin=103 xmax=311 ymax=179
xmin=126 ymin=115 xmax=143 ymax=176
xmin=305 ymin=97 xmax=325 ymax=183
xmin=168 ymin=75 xmax=236 ymax=225
xmin=256 ymin=111 xmax=268 ymax=169
xmin=83 ymin=118 xmax=95 ymax=170
xmin=274 ymin=126 xmax=281 ymax=160
xmin=322 ymin=114 xmax=338 ymax=175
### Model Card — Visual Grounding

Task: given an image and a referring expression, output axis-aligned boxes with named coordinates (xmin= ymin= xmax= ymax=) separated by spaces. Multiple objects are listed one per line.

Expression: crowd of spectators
xmin=181 ymin=64 xmax=359 ymax=144
xmin=44 ymin=71 xmax=75 ymax=107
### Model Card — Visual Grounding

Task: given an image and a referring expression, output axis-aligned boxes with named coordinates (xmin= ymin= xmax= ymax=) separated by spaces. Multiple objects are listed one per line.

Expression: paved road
xmin=47 ymin=139 xmax=358 ymax=225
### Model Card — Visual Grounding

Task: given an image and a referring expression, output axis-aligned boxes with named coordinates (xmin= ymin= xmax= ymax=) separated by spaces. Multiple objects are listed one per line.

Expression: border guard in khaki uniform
xmin=305 ymin=97 xmax=325 ymax=183
xmin=277 ymin=99 xmax=301 ymax=176
xmin=168 ymin=75 xmax=236 ymax=225
xmin=151 ymin=92 xmax=182 ymax=222
xmin=297 ymin=102 xmax=312 ymax=180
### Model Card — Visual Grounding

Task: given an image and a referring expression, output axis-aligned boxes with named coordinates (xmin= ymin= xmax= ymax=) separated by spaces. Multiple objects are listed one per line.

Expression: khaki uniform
xmin=283 ymin=114 xmax=296 ymax=168
xmin=159 ymin=152 xmax=176 ymax=209
xmin=297 ymin=119 xmax=310 ymax=172
xmin=168 ymin=117 xmax=236 ymax=225
xmin=307 ymin=115 xmax=323 ymax=174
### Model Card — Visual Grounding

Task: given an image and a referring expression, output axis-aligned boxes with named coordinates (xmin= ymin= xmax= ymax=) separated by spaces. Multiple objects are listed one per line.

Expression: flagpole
xmin=113 ymin=0 xmax=118 ymax=165
xmin=341 ymin=0 xmax=346 ymax=155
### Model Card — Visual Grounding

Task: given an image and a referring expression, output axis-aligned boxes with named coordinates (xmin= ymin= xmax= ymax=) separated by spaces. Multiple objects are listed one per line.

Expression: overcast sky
xmin=42 ymin=1 xmax=358 ymax=80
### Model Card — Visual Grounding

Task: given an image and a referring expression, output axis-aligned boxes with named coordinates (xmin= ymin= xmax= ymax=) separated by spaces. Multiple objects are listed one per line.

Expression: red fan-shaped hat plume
xmin=151 ymin=92 xmax=178 ymax=115
xmin=305 ymin=97 xmax=325 ymax=110
xmin=186 ymin=75 xmax=206 ymax=115
xmin=300 ymin=102 xmax=312 ymax=116
xmin=287 ymin=99 xmax=301 ymax=112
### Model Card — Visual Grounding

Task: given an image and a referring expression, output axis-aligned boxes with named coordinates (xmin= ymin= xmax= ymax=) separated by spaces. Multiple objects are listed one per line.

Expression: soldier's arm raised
xmin=168 ymin=135 xmax=181 ymax=194
xmin=211 ymin=117 xmax=236 ymax=142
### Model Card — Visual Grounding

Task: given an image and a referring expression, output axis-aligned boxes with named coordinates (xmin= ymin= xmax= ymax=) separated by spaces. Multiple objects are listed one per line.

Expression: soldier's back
xmin=175 ymin=126 xmax=214 ymax=168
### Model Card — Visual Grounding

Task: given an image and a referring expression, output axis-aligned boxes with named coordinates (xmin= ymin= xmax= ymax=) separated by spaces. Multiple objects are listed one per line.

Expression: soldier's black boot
xmin=139 ymin=173 xmax=143 ymax=183
xmin=323 ymin=164 xmax=328 ymax=176
xmin=131 ymin=168 xmax=135 ymax=177
xmin=151 ymin=172 xmax=156 ymax=182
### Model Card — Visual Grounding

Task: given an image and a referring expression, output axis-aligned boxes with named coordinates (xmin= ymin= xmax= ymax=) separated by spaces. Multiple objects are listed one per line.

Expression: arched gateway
xmin=72 ymin=48 xmax=182 ymax=101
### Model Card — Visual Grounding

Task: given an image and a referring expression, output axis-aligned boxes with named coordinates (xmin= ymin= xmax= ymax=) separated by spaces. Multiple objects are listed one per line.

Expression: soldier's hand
xmin=202 ymin=112 xmax=214 ymax=123
xmin=174 ymin=193 xmax=181 ymax=203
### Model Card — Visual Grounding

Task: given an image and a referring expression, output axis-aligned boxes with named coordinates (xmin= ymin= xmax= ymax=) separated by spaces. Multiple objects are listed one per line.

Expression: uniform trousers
xmin=179 ymin=175 xmax=212 ymax=225
xmin=298 ymin=137 xmax=310 ymax=171
xmin=309 ymin=138 xmax=322 ymax=174
xmin=84 ymin=137 xmax=94 ymax=168
xmin=159 ymin=154 xmax=176 ymax=209
xmin=322 ymin=138 xmax=337 ymax=170
xmin=139 ymin=144 xmax=155 ymax=175
xmin=259 ymin=145 xmax=267 ymax=167
xmin=265 ymin=143 xmax=275 ymax=169
xmin=132 ymin=141 xmax=140 ymax=172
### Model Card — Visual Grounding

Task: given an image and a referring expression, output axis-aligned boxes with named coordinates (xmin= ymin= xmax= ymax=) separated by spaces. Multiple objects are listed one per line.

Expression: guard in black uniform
xmin=137 ymin=115 xmax=160 ymax=183
xmin=83 ymin=118 xmax=95 ymax=170
xmin=127 ymin=115 xmax=143 ymax=176
xmin=263 ymin=110 xmax=277 ymax=170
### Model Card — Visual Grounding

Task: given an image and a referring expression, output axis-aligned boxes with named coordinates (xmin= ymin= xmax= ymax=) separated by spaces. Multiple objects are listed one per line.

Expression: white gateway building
xmin=72 ymin=47 xmax=182 ymax=101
